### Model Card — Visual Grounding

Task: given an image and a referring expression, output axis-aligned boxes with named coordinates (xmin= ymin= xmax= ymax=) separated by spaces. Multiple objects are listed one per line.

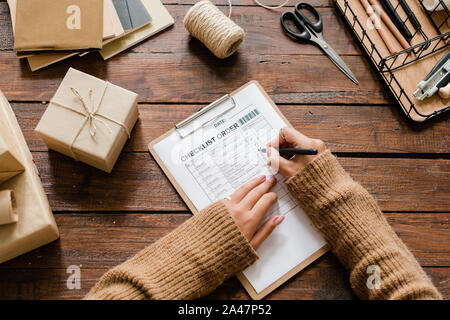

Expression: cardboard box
xmin=0 ymin=135 xmax=24 ymax=184
xmin=0 ymin=91 xmax=59 ymax=264
xmin=35 ymin=68 xmax=139 ymax=173
xmin=0 ymin=190 xmax=18 ymax=226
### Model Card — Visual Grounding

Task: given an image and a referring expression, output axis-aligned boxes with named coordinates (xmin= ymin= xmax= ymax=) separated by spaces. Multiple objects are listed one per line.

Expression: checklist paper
xmin=152 ymin=83 xmax=326 ymax=297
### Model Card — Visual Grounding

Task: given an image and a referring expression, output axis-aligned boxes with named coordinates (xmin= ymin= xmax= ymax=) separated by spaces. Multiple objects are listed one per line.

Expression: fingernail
xmin=267 ymin=147 xmax=271 ymax=156
xmin=260 ymin=175 xmax=266 ymax=182
xmin=272 ymin=215 xmax=284 ymax=226
xmin=271 ymin=216 xmax=279 ymax=225
xmin=269 ymin=176 xmax=277 ymax=183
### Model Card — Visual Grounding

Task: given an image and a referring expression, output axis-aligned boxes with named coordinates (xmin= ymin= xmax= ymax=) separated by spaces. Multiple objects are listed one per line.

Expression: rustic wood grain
xmin=0 ymin=0 xmax=448 ymax=300
xmin=0 ymin=2 xmax=390 ymax=105
xmin=0 ymin=4 xmax=359 ymax=55
xmin=1 ymin=265 xmax=446 ymax=300
xmin=0 ymin=0 xmax=336 ymax=6
xmin=0 ymin=51 xmax=389 ymax=105
xmin=12 ymin=103 xmax=450 ymax=154
xmin=1 ymin=266 xmax=445 ymax=300
xmin=0 ymin=213 xmax=447 ymax=299
xmin=32 ymin=151 xmax=450 ymax=212
xmin=0 ymin=265 xmax=354 ymax=300
xmin=1 ymin=212 xmax=448 ymax=269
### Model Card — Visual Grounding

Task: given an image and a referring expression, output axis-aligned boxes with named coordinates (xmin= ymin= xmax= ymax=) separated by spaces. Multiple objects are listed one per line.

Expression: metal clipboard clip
xmin=175 ymin=94 xmax=236 ymax=138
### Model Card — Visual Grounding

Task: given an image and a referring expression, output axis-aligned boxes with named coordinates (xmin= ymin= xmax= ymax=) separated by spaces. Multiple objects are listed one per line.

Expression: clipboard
xmin=148 ymin=80 xmax=328 ymax=299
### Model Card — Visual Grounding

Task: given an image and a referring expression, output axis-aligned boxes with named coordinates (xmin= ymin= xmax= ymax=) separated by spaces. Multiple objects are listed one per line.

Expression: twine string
xmin=183 ymin=0 xmax=245 ymax=59
xmin=69 ymin=87 xmax=112 ymax=138
xmin=183 ymin=0 xmax=290 ymax=59
xmin=227 ymin=0 xmax=290 ymax=14
xmin=253 ymin=0 xmax=290 ymax=10
xmin=50 ymin=82 xmax=131 ymax=160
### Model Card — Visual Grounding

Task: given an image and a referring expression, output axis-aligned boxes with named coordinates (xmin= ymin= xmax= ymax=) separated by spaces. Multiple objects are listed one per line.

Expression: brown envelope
xmin=14 ymin=0 xmax=103 ymax=52
xmin=100 ymin=0 xmax=174 ymax=60
xmin=0 ymin=91 xmax=59 ymax=264
xmin=9 ymin=0 xmax=118 ymax=41
xmin=0 ymin=135 xmax=24 ymax=184
xmin=26 ymin=0 xmax=126 ymax=72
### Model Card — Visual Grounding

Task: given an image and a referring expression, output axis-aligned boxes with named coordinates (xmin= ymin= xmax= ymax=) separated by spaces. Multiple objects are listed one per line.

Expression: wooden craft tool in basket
xmin=335 ymin=0 xmax=449 ymax=122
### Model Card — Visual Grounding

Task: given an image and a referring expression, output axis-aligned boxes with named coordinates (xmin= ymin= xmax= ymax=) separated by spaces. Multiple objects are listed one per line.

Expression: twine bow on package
xmin=35 ymin=68 xmax=139 ymax=173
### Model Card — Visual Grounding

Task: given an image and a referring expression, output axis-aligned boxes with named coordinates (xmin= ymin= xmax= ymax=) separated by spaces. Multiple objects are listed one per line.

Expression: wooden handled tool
xmin=439 ymin=83 xmax=450 ymax=99
xmin=358 ymin=0 xmax=396 ymax=54
xmin=367 ymin=0 xmax=410 ymax=50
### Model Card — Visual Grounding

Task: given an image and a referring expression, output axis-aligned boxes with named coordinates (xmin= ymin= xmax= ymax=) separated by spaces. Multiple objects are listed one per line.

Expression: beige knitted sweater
xmin=85 ymin=150 xmax=441 ymax=300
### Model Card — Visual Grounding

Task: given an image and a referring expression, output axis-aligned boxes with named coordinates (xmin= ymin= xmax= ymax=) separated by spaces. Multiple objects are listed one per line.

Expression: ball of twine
xmin=183 ymin=0 xmax=245 ymax=59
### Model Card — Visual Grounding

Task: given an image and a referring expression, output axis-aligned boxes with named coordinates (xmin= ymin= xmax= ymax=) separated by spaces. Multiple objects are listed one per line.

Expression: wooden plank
xmin=0 ymin=213 xmax=447 ymax=299
xmin=2 ymin=0 xmax=448 ymax=301
xmin=209 ymin=266 xmax=449 ymax=300
xmin=0 ymin=266 xmax=447 ymax=300
xmin=0 ymin=3 xmax=388 ymax=105
xmin=31 ymin=152 xmax=450 ymax=212
xmin=0 ymin=53 xmax=387 ymax=105
xmin=343 ymin=158 xmax=450 ymax=212
xmin=0 ymin=4 xmax=360 ymax=55
xmin=0 ymin=264 xmax=353 ymax=300
xmin=12 ymin=103 xmax=450 ymax=154
xmin=0 ymin=0 xmax=336 ymax=6
xmin=114 ymin=6 xmax=362 ymax=55
xmin=0 ymin=212 xmax=447 ymax=269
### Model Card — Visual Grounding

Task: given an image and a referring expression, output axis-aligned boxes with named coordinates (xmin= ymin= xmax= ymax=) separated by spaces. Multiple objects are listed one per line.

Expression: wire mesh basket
xmin=419 ymin=0 xmax=450 ymax=35
xmin=335 ymin=0 xmax=449 ymax=122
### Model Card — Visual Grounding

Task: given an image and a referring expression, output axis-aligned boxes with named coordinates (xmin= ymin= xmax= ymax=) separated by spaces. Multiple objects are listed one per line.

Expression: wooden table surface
xmin=0 ymin=0 xmax=448 ymax=300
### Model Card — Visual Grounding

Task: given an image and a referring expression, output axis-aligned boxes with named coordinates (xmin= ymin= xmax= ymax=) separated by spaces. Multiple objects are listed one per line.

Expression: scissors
xmin=281 ymin=2 xmax=359 ymax=85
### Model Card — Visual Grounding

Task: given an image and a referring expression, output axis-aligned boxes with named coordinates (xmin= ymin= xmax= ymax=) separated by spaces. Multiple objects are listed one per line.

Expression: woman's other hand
xmin=223 ymin=175 xmax=284 ymax=250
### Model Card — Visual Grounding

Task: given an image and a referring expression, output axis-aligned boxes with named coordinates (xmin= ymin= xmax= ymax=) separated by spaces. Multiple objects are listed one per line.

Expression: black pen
xmin=259 ymin=147 xmax=318 ymax=155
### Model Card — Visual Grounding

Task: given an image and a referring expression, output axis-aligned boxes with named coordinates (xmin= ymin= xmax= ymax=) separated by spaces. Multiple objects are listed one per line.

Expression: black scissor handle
xmin=295 ymin=2 xmax=323 ymax=34
xmin=281 ymin=11 xmax=311 ymax=41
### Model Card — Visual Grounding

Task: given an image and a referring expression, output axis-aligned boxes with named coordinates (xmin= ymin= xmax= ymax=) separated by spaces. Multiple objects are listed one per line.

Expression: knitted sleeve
xmin=84 ymin=201 xmax=258 ymax=300
xmin=285 ymin=150 xmax=441 ymax=300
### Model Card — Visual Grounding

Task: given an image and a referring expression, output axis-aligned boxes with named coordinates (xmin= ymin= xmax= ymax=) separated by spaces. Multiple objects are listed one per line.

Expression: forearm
xmin=84 ymin=202 xmax=258 ymax=300
xmin=285 ymin=150 xmax=441 ymax=300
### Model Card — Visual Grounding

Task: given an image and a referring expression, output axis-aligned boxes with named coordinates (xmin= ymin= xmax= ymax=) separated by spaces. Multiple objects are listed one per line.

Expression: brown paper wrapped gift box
xmin=35 ymin=68 xmax=139 ymax=173
xmin=0 ymin=190 xmax=18 ymax=225
xmin=0 ymin=134 xmax=24 ymax=184
xmin=0 ymin=91 xmax=59 ymax=264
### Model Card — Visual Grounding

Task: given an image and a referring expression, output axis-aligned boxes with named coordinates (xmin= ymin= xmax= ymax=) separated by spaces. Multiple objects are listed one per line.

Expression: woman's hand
xmin=267 ymin=127 xmax=326 ymax=178
xmin=223 ymin=175 xmax=284 ymax=250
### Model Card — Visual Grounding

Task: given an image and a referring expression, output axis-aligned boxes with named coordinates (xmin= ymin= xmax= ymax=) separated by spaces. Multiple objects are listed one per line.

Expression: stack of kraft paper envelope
xmin=7 ymin=0 xmax=174 ymax=71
